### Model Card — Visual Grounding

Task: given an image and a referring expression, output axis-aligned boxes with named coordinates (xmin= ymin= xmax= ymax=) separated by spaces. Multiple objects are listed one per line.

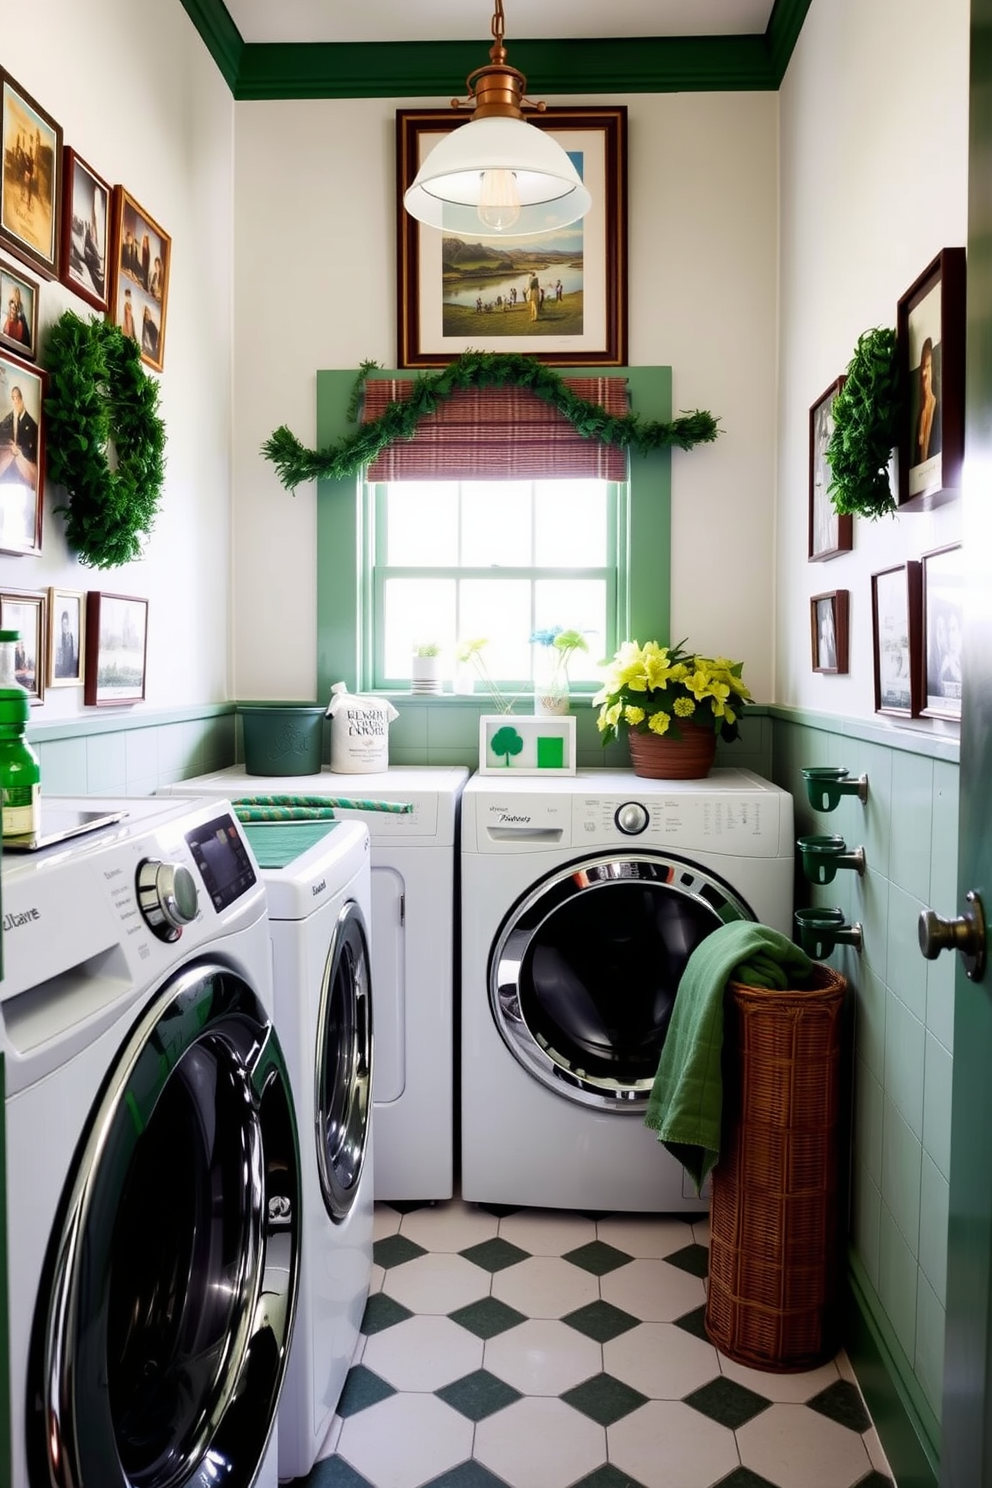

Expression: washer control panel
xmin=614 ymin=802 xmax=649 ymax=835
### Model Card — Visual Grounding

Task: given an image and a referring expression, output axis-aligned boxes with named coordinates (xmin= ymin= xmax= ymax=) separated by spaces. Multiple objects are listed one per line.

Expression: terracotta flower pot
xmin=627 ymin=722 xmax=717 ymax=779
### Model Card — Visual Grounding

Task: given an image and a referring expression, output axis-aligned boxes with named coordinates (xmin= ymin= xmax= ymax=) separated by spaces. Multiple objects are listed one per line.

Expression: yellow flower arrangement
xmin=593 ymin=639 xmax=751 ymax=744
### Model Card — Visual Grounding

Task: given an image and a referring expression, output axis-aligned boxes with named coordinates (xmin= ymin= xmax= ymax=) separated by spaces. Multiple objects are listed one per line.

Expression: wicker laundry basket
xmin=705 ymin=963 xmax=847 ymax=1372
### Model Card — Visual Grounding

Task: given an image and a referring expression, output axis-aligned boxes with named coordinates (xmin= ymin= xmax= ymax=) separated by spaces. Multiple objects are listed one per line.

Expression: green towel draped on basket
xmin=644 ymin=921 xmax=814 ymax=1192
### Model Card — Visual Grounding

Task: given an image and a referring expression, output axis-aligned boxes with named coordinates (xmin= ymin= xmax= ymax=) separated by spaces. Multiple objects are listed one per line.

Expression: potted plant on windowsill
xmin=594 ymin=639 xmax=751 ymax=779
xmin=530 ymin=627 xmax=589 ymax=715
xmin=411 ymin=642 xmax=443 ymax=695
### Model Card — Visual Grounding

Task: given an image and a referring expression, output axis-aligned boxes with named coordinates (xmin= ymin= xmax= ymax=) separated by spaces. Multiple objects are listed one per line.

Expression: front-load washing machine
xmin=461 ymin=768 xmax=795 ymax=1212
xmin=0 ymin=795 xmax=301 ymax=1488
xmin=235 ymin=817 xmax=374 ymax=1480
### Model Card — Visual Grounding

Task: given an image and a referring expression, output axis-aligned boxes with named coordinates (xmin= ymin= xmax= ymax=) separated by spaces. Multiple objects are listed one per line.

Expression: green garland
xmin=44 ymin=311 xmax=167 ymax=569
xmin=262 ymin=353 xmax=720 ymax=491
xmin=827 ymin=327 xmax=901 ymax=521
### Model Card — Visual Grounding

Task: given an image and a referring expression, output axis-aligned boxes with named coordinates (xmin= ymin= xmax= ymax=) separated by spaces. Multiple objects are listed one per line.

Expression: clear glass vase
xmin=533 ymin=654 xmax=570 ymax=715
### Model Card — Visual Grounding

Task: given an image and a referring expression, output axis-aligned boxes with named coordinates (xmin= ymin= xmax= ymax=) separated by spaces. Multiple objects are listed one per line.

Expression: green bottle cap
xmin=0 ymin=629 xmax=20 ymax=642
xmin=0 ymin=690 xmax=29 ymax=725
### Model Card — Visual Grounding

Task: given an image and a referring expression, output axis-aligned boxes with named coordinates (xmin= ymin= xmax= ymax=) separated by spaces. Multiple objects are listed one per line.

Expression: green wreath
xmin=44 ymin=311 xmax=167 ymax=569
xmin=262 ymin=353 xmax=720 ymax=491
xmin=827 ymin=327 xmax=901 ymax=521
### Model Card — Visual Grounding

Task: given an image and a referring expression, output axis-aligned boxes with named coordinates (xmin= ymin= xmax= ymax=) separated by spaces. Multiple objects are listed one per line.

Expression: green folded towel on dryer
xmin=643 ymin=921 xmax=814 ymax=1192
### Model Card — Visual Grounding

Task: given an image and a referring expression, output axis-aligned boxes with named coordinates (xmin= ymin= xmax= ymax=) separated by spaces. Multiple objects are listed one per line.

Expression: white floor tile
xmin=737 ymin=1402 xmax=875 ymax=1488
xmin=400 ymin=1198 xmax=499 ymax=1252
xmin=336 ymin=1393 xmax=474 ymax=1488
xmin=717 ymin=1352 xmax=841 ymax=1402
xmin=484 ymin=1318 xmax=602 ymax=1395
xmin=608 ymin=1400 xmax=739 ymax=1488
xmin=863 ymin=1423 xmax=896 ymax=1478
xmin=474 ymin=1394 xmax=606 ymax=1488
xmin=499 ymin=1208 xmax=598 ymax=1255
xmin=374 ymin=1204 xmax=403 ymax=1241
xmin=601 ymin=1257 xmax=707 ymax=1322
xmin=597 ymin=1214 xmax=700 ymax=1259
xmin=604 ymin=1322 xmax=720 ymax=1399
xmin=382 ymin=1252 xmax=491 ymax=1313
xmin=362 ymin=1313 xmax=484 ymax=1391
xmin=491 ymin=1255 xmax=600 ymax=1318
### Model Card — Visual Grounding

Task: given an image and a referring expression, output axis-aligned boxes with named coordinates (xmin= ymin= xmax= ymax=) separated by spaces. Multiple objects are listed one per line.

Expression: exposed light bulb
xmin=477 ymin=168 xmax=521 ymax=232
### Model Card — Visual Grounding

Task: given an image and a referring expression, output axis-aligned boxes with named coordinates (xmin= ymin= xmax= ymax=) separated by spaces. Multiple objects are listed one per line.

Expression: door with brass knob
xmin=918 ymin=890 xmax=986 ymax=982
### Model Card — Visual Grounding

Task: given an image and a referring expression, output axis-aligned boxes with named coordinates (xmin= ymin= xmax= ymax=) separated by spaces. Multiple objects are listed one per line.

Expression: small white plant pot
xmin=411 ymin=655 xmax=443 ymax=695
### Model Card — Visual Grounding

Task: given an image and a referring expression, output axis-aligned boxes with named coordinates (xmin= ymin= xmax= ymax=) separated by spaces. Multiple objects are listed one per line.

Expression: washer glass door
xmin=490 ymin=851 xmax=753 ymax=1108
xmin=315 ymin=900 xmax=374 ymax=1221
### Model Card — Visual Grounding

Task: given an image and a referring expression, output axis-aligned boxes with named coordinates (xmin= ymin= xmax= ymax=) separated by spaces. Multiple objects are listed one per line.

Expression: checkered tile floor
xmin=292 ymin=1199 xmax=894 ymax=1488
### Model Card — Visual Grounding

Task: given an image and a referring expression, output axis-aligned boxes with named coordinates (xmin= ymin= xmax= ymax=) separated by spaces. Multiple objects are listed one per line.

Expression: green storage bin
xmin=239 ymin=704 xmax=325 ymax=776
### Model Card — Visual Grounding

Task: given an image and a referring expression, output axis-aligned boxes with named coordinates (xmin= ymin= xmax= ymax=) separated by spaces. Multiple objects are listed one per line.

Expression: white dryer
xmin=235 ymin=817 xmax=374 ymax=1481
xmin=460 ymin=768 xmax=795 ymax=1212
xmin=161 ymin=765 xmax=468 ymax=1201
xmin=0 ymin=796 xmax=301 ymax=1488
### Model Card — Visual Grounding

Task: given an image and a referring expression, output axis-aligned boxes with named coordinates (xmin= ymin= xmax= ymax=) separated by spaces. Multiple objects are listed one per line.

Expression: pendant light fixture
xmin=402 ymin=0 xmax=592 ymax=238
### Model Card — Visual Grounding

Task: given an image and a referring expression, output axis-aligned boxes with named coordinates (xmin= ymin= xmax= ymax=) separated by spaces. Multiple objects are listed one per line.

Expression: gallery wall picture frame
xmin=0 ymin=257 xmax=38 ymax=360
xmin=108 ymin=186 xmax=171 ymax=373
xmin=0 ymin=586 xmax=47 ymax=703
xmin=871 ymin=560 xmax=922 ymax=717
xmin=0 ymin=71 xmax=62 ymax=279
xmin=396 ymin=106 xmax=628 ymax=369
xmin=84 ymin=590 xmax=148 ymax=707
xmin=810 ymin=590 xmax=849 ymax=674
xmin=921 ymin=542 xmax=963 ymax=720
xmin=0 ymin=346 xmax=46 ymax=557
xmin=897 ymin=246 xmax=966 ymax=511
xmin=47 ymin=586 xmax=85 ymax=688
xmin=478 ymin=713 xmax=577 ymax=775
xmin=60 ymin=148 xmax=110 ymax=312
xmin=808 ymin=377 xmax=853 ymax=561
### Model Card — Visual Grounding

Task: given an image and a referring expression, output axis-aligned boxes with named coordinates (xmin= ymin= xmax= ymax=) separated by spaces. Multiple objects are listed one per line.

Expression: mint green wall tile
xmin=180 ymin=719 xmax=211 ymax=777
xmin=889 ymin=753 xmax=934 ymax=902
xmin=203 ymin=713 xmax=237 ymax=771
xmin=423 ymin=748 xmax=479 ymax=768
xmin=86 ymin=732 xmax=127 ymax=795
xmin=127 ymin=774 xmax=159 ymax=799
xmin=928 ymin=759 xmax=959 ymax=910
xmin=886 ymin=882 xmax=928 ymax=1022
xmin=34 ymin=738 xmax=87 ymax=795
xmin=157 ymin=722 xmax=193 ymax=781
xmin=855 ymin=1056 xmax=884 ymax=1184
xmin=857 ymin=739 xmax=894 ymax=881
xmin=884 ymin=990 xmax=926 ymax=1139
xmin=878 ymin=1199 xmax=920 ymax=1363
xmin=853 ymin=1159 xmax=882 ymax=1290
xmin=856 ymin=964 xmax=887 ymax=1081
xmin=881 ymin=1100 xmax=923 ymax=1253
xmin=856 ymin=869 xmax=889 ymax=985
xmin=922 ymin=1032 xmax=952 ymax=1180
xmin=925 ymin=949 xmax=955 ymax=1053
xmin=918 ymin=1154 xmax=949 ymax=1307
xmin=915 ymin=1270 xmax=946 ymax=1421
xmin=426 ymin=707 xmax=483 ymax=749
xmin=388 ymin=704 xmax=429 ymax=750
xmin=125 ymin=728 xmax=158 ymax=790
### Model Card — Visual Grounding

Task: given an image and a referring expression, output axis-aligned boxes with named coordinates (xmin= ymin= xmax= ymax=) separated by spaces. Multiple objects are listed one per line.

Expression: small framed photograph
xmin=810 ymin=590 xmax=849 ymax=674
xmin=921 ymin=543 xmax=963 ymax=719
xmin=47 ymin=586 xmax=85 ymax=688
xmin=0 ymin=587 xmax=47 ymax=703
xmin=108 ymin=186 xmax=170 ymax=372
xmin=809 ymin=378 xmax=853 ymax=561
xmin=0 ymin=347 xmax=46 ymax=556
xmin=897 ymin=247 xmax=966 ymax=510
xmin=60 ymin=148 xmax=110 ymax=312
xmin=0 ymin=70 xmax=62 ymax=278
xmin=0 ymin=257 xmax=38 ymax=358
xmin=478 ymin=714 xmax=577 ymax=776
xmin=396 ymin=106 xmax=627 ymax=369
xmin=871 ymin=562 xmax=922 ymax=717
xmin=84 ymin=591 xmax=148 ymax=706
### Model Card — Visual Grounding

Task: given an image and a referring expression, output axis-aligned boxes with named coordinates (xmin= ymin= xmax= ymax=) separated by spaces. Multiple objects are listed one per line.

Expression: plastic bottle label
xmin=3 ymin=781 xmax=39 ymax=836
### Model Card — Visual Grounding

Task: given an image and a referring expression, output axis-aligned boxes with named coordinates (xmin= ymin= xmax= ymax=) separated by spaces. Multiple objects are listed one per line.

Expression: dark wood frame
xmin=808 ymin=377 xmax=853 ymax=560
xmin=60 ymin=148 xmax=110 ymax=312
xmin=810 ymin=590 xmax=849 ymax=674
xmin=0 ymin=586 xmax=47 ymax=703
xmin=0 ymin=346 xmax=46 ymax=556
xmin=0 ymin=70 xmax=62 ymax=279
xmin=0 ymin=256 xmax=39 ymax=359
xmin=84 ymin=590 xmax=148 ymax=707
xmin=920 ymin=542 xmax=963 ymax=720
xmin=871 ymin=561 xmax=922 ymax=717
xmin=897 ymin=247 xmax=966 ymax=510
xmin=47 ymin=585 xmax=85 ymax=689
xmin=396 ymin=105 xmax=628 ymax=369
xmin=108 ymin=185 xmax=171 ymax=373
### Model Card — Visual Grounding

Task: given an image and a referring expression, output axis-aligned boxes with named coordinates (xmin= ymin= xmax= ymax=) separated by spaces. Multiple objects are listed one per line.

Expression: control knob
xmin=137 ymin=859 xmax=199 ymax=942
xmin=615 ymin=801 xmax=649 ymax=836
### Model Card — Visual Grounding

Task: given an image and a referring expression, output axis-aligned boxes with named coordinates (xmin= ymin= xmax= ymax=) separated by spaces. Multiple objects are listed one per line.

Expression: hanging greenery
xmin=262 ymin=353 xmax=721 ymax=491
xmin=44 ymin=311 xmax=167 ymax=569
xmin=827 ymin=327 xmax=901 ymax=521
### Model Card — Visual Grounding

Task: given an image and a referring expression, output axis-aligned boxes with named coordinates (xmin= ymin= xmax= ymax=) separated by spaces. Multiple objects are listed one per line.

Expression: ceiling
xmin=222 ymin=0 xmax=776 ymax=46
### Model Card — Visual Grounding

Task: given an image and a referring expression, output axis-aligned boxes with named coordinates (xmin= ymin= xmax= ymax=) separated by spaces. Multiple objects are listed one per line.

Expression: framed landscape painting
xmin=84 ymin=590 xmax=148 ymax=706
xmin=396 ymin=106 xmax=627 ymax=369
xmin=0 ymin=70 xmax=62 ymax=278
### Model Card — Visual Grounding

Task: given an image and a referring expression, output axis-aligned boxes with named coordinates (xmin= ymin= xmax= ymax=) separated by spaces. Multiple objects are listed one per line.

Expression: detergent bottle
xmin=0 ymin=628 xmax=40 ymax=837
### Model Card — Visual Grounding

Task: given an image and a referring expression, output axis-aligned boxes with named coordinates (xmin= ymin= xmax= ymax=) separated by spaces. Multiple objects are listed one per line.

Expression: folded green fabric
xmin=644 ymin=921 xmax=814 ymax=1192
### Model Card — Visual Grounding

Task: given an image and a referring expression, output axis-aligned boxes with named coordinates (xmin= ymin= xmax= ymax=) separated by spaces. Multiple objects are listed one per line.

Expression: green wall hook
xmin=797 ymin=833 xmax=867 ymax=884
xmin=795 ymin=907 xmax=864 ymax=959
xmin=801 ymin=767 xmax=869 ymax=812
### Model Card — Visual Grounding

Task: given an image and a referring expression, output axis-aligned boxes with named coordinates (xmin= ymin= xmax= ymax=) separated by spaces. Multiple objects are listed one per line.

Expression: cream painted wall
xmin=777 ymin=0 xmax=969 ymax=721
xmin=232 ymin=90 xmax=779 ymax=703
xmin=0 ymin=0 xmax=235 ymax=712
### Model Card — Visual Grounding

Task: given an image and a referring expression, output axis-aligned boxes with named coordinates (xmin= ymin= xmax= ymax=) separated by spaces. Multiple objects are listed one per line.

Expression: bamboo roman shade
xmin=361 ymin=377 xmax=630 ymax=482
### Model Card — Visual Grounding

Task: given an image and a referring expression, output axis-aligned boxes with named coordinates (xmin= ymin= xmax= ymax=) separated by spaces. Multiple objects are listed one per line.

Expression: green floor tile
xmin=421 ymin=1462 xmax=514 ymax=1488
xmin=360 ymin=1291 xmax=413 ymax=1335
xmin=712 ymin=1469 xmax=781 ymax=1488
xmin=372 ymin=1233 xmax=428 ymax=1269
xmin=562 ymin=1300 xmax=640 ymax=1342
xmin=304 ymin=1454 xmax=375 ymax=1487
xmin=683 ymin=1375 xmax=771 ymax=1429
xmin=808 ymin=1379 xmax=872 ymax=1433
xmin=571 ymin=1468 xmax=649 ymax=1488
xmin=664 ymin=1242 xmax=710 ymax=1278
xmin=460 ymin=1236 xmax=530 ymax=1272
xmin=448 ymin=1295 xmax=527 ymax=1339
xmin=563 ymin=1240 xmax=633 ymax=1276
xmin=673 ymin=1304 xmax=709 ymax=1342
xmin=561 ymin=1372 xmax=649 ymax=1426
xmin=335 ymin=1365 xmax=397 ymax=1418
xmin=435 ymin=1368 xmax=523 ymax=1421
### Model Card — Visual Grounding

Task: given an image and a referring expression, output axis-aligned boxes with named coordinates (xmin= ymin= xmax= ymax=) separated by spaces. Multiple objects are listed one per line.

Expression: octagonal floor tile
xmin=336 ymin=1392 xmax=474 ymax=1488
xmin=474 ymin=1395 xmax=607 ymax=1488
xmin=499 ymin=1208 xmax=598 ymax=1256
xmin=484 ymin=1317 xmax=602 ymax=1395
xmin=492 ymin=1256 xmax=600 ymax=1318
xmin=737 ymin=1402 xmax=874 ymax=1488
xmin=401 ymin=1200 xmax=499 ymax=1253
xmin=383 ymin=1253 xmax=491 ymax=1314
xmin=601 ymin=1257 xmax=706 ymax=1322
xmin=362 ymin=1314 xmax=484 ymax=1391
xmin=717 ymin=1354 xmax=840 ymax=1404
xmin=374 ymin=1205 xmax=403 ymax=1241
xmin=608 ymin=1400 xmax=738 ymax=1488
xmin=604 ymin=1322 xmax=720 ymax=1399
xmin=596 ymin=1215 xmax=699 ymax=1260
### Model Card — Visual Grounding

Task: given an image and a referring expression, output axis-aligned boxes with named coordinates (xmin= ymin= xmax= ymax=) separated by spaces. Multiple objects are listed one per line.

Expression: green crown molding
xmin=181 ymin=0 xmax=811 ymax=98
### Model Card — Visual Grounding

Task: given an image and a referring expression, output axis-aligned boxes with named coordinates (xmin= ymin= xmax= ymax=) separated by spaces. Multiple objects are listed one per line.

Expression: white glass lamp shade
xmin=403 ymin=115 xmax=592 ymax=238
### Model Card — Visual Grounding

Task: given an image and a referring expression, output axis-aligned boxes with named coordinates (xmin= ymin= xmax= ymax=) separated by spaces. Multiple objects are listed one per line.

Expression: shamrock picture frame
xmin=478 ymin=715 xmax=577 ymax=775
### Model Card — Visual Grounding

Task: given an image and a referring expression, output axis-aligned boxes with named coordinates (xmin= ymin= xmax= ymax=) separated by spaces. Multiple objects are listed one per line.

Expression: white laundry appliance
xmin=460 ymin=768 xmax=795 ymax=1212
xmin=234 ymin=816 xmax=374 ymax=1481
xmin=0 ymin=795 xmax=301 ymax=1488
xmin=161 ymin=766 xmax=468 ymax=1201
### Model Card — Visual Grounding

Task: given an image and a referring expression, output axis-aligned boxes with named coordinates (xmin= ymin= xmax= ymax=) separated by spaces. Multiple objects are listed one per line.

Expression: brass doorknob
xmin=918 ymin=891 xmax=987 ymax=982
